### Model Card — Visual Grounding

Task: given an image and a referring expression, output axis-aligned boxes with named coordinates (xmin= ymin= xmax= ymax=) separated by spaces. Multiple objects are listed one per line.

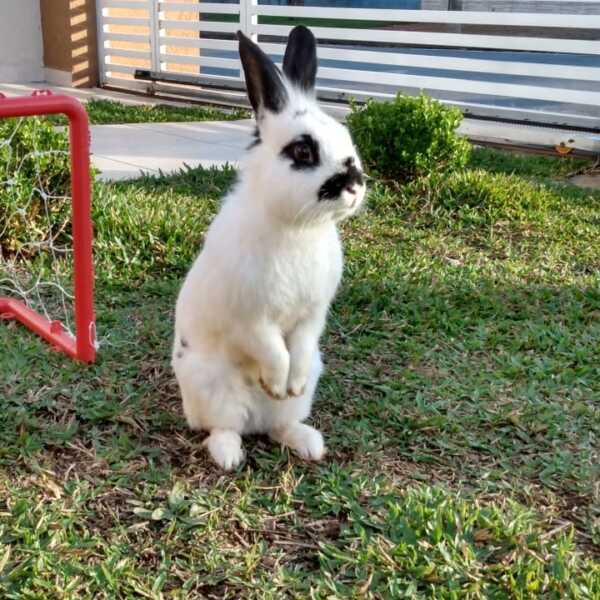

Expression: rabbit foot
xmin=204 ymin=430 xmax=245 ymax=471
xmin=270 ymin=423 xmax=326 ymax=461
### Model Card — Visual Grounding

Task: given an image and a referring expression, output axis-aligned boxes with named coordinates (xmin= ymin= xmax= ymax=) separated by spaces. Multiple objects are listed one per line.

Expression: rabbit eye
xmin=293 ymin=142 xmax=312 ymax=163
xmin=281 ymin=134 xmax=320 ymax=170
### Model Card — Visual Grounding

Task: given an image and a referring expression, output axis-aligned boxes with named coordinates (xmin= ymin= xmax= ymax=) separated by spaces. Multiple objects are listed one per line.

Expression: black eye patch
xmin=280 ymin=134 xmax=320 ymax=170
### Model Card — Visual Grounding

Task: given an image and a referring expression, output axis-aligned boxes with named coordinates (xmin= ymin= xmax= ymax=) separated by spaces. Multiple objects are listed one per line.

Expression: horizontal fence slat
xmin=106 ymin=47 xmax=151 ymax=59
xmin=104 ymin=31 xmax=149 ymax=43
xmin=253 ymin=5 xmax=600 ymax=28
xmin=157 ymin=70 xmax=244 ymax=86
xmin=160 ymin=19 xmax=239 ymax=33
xmin=104 ymin=75 xmax=151 ymax=91
xmin=105 ymin=63 xmax=139 ymax=74
xmin=102 ymin=0 xmax=148 ymax=9
xmin=314 ymin=65 xmax=600 ymax=105
xmin=259 ymin=42 xmax=600 ymax=82
xmin=102 ymin=74 xmax=600 ymax=131
xmin=255 ymin=24 xmax=600 ymax=55
xmin=159 ymin=1 xmax=240 ymax=14
xmin=446 ymin=99 xmax=599 ymax=126
xmin=458 ymin=120 xmax=600 ymax=153
xmin=160 ymin=53 xmax=240 ymax=69
xmin=160 ymin=36 xmax=238 ymax=50
xmin=103 ymin=15 xmax=149 ymax=26
xmin=319 ymin=92 xmax=600 ymax=128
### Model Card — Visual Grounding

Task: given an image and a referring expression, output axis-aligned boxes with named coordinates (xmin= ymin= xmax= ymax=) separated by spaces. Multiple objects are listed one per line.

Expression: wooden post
xmin=40 ymin=0 xmax=99 ymax=88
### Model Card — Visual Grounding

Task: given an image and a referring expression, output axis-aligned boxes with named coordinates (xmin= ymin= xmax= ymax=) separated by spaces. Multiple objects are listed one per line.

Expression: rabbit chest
xmin=249 ymin=225 xmax=343 ymax=331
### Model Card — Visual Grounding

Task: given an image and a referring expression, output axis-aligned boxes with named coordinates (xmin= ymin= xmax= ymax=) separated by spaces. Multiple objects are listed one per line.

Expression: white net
xmin=0 ymin=114 xmax=75 ymax=338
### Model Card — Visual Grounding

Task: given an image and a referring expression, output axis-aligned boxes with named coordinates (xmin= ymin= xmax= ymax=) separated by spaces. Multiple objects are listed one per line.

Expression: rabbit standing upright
xmin=172 ymin=26 xmax=367 ymax=470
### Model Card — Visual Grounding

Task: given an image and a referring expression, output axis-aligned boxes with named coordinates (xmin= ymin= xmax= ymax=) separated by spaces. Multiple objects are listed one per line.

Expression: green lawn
xmin=0 ymin=147 xmax=599 ymax=598
xmin=51 ymin=98 xmax=249 ymax=126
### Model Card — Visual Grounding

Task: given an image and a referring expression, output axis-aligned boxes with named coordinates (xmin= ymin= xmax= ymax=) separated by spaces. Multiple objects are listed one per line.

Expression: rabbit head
xmin=237 ymin=26 xmax=366 ymax=225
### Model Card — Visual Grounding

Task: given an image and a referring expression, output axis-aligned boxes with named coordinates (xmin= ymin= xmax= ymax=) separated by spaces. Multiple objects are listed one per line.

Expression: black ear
xmin=282 ymin=25 xmax=317 ymax=92
xmin=237 ymin=30 xmax=288 ymax=115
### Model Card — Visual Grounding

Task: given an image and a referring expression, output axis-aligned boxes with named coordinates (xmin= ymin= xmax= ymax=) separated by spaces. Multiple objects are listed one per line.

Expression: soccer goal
xmin=0 ymin=91 xmax=96 ymax=363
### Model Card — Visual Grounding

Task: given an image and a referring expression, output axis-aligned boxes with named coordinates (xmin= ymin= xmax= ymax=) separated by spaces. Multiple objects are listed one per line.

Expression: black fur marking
xmin=318 ymin=161 xmax=364 ymax=201
xmin=237 ymin=30 xmax=288 ymax=115
xmin=280 ymin=133 xmax=320 ymax=170
xmin=181 ymin=337 xmax=189 ymax=348
xmin=283 ymin=26 xmax=317 ymax=92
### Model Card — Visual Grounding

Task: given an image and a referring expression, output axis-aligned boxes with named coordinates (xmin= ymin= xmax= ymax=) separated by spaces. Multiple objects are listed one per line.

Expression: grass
xmin=51 ymin=98 xmax=249 ymax=126
xmin=1 ymin=146 xmax=599 ymax=598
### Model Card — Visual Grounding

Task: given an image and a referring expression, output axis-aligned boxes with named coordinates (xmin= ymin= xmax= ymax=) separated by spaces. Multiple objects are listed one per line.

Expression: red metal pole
xmin=0 ymin=297 xmax=78 ymax=358
xmin=0 ymin=94 xmax=96 ymax=362
xmin=65 ymin=97 xmax=96 ymax=363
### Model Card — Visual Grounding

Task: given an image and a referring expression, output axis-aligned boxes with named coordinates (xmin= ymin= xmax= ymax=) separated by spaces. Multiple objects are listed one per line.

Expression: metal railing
xmin=96 ymin=0 xmax=600 ymax=144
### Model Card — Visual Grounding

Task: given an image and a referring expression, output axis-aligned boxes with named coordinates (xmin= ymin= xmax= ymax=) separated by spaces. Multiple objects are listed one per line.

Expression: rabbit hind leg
xmin=174 ymin=351 xmax=249 ymax=470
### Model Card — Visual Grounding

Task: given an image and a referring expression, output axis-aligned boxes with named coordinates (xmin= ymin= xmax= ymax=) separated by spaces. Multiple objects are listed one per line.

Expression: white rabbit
xmin=172 ymin=26 xmax=366 ymax=470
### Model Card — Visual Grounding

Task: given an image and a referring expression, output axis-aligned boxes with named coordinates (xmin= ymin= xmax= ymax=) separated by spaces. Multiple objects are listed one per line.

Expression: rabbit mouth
xmin=318 ymin=159 xmax=364 ymax=202
xmin=347 ymin=186 xmax=366 ymax=211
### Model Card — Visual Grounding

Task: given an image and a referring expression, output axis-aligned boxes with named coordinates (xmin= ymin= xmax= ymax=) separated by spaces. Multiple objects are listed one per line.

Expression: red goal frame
xmin=0 ymin=91 xmax=96 ymax=363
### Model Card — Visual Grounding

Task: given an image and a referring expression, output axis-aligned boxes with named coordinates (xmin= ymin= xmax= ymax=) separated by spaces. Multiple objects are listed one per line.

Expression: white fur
xmin=172 ymin=80 xmax=366 ymax=470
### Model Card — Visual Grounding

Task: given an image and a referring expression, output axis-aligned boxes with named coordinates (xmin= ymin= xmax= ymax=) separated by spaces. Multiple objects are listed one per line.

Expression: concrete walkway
xmin=3 ymin=83 xmax=599 ymax=185
xmin=91 ymin=120 xmax=253 ymax=181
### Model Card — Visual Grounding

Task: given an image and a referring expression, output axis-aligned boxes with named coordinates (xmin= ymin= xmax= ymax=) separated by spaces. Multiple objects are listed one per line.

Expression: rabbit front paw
xmin=259 ymin=374 xmax=288 ymax=400
xmin=286 ymin=359 xmax=311 ymax=397
xmin=287 ymin=375 xmax=307 ymax=397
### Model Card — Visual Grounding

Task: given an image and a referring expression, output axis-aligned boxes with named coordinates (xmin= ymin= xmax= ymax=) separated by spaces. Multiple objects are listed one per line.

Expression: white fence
xmin=96 ymin=0 xmax=600 ymax=133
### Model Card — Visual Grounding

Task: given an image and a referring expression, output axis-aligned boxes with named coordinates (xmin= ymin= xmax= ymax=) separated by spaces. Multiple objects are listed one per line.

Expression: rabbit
xmin=172 ymin=25 xmax=366 ymax=471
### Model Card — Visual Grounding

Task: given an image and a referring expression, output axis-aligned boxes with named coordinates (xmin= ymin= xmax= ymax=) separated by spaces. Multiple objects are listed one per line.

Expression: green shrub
xmin=0 ymin=117 xmax=71 ymax=256
xmin=347 ymin=93 xmax=471 ymax=183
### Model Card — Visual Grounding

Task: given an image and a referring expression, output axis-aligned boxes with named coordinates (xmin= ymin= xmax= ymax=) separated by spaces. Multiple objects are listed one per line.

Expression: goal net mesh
xmin=0 ymin=114 xmax=76 ymax=339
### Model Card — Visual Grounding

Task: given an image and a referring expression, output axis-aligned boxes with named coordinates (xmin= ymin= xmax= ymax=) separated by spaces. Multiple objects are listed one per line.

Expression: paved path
xmin=2 ymin=83 xmax=598 ymax=180
xmin=90 ymin=120 xmax=253 ymax=181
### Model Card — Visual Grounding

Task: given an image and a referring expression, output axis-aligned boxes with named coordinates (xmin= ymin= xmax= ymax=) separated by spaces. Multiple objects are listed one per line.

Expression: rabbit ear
xmin=283 ymin=25 xmax=317 ymax=92
xmin=237 ymin=31 xmax=288 ymax=115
